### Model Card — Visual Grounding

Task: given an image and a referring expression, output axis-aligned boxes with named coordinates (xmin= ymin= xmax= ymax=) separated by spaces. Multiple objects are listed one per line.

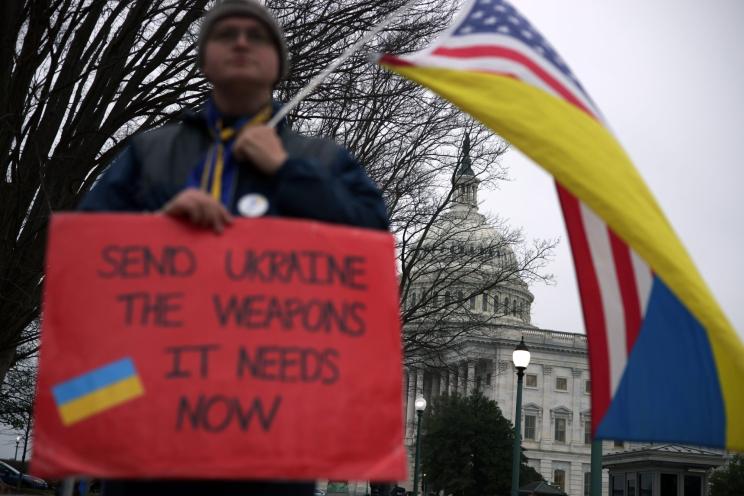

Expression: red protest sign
xmin=33 ymin=214 xmax=406 ymax=482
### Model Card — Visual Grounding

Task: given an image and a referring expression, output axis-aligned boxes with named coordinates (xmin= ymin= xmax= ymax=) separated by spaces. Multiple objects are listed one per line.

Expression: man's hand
xmin=232 ymin=125 xmax=288 ymax=175
xmin=161 ymin=188 xmax=233 ymax=233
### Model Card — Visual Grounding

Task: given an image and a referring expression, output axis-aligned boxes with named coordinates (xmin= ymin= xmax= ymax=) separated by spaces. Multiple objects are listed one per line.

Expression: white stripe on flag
xmin=407 ymin=54 xmax=565 ymax=103
xmin=631 ymin=250 xmax=653 ymax=317
xmin=432 ymin=33 xmax=602 ymax=118
xmin=580 ymin=202 xmax=628 ymax=395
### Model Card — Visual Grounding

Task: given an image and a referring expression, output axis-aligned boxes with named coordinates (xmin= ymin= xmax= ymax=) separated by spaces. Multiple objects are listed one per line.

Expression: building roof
xmin=519 ymin=481 xmax=568 ymax=495
xmin=603 ymin=444 xmax=725 ymax=470
xmin=456 ymin=134 xmax=475 ymax=177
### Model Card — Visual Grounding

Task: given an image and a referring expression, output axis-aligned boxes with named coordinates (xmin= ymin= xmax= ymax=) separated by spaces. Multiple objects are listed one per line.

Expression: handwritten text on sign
xmin=33 ymin=215 xmax=406 ymax=481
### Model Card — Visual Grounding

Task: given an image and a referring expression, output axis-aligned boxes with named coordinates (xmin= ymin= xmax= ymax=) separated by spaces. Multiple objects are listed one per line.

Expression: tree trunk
xmin=0 ymin=348 xmax=16 ymax=390
xmin=21 ymin=411 xmax=31 ymax=463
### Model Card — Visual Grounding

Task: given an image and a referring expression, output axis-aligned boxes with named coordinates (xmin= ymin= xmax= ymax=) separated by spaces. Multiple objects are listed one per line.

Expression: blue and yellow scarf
xmin=187 ymin=99 xmax=272 ymax=207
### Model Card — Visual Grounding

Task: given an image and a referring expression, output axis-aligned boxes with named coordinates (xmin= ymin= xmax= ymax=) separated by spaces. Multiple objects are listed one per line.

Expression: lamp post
xmin=412 ymin=396 xmax=427 ymax=496
xmin=510 ymin=337 xmax=531 ymax=496
xmin=14 ymin=436 xmax=20 ymax=461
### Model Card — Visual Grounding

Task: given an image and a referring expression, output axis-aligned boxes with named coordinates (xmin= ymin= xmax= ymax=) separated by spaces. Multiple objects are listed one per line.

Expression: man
xmin=79 ymin=0 xmax=388 ymax=494
xmin=80 ymin=0 xmax=388 ymax=233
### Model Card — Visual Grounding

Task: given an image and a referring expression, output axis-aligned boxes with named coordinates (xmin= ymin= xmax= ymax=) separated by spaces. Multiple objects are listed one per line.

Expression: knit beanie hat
xmin=197 ymin=0 xmax=289 ymax=82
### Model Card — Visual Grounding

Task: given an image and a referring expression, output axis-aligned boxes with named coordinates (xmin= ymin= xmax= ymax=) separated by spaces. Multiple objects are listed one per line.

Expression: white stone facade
xmin=402 ymin=327 xmax=646 ymax=496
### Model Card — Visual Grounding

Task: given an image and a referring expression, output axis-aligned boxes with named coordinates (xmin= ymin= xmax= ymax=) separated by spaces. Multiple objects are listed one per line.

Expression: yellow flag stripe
xmin=58 ymin=375 xmax=144 ymax=426
xmin=381 ymin=63 xmax=744 ymax=447
xmin=212 ymin=145 xmax=224 ymax=201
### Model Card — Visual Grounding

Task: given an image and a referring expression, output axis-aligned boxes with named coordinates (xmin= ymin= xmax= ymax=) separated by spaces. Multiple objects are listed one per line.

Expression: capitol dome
xmin=406 ymin=135 xmax=534 ymax=325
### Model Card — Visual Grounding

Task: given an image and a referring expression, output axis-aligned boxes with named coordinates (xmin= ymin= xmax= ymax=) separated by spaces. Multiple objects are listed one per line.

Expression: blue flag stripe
xmin=52 ymin=358 xmax=137 ymax=406
xmin=596 ymin=277 xmax=726 ymax=446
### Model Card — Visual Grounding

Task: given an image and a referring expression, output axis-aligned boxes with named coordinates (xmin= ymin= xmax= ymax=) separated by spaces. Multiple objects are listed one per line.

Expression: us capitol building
xmin=400 ymin=143 xmax=637 ymax=496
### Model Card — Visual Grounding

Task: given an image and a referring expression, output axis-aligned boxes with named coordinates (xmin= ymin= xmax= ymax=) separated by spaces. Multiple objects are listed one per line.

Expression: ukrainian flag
xmin=378 ymin=0 xmax=744 ymax=449
xmin=53 ymin=358 xmax=144 ymax=426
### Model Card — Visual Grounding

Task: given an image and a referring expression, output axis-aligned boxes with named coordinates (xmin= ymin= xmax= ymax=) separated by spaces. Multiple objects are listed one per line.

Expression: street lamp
xmin=14 ymin=436 xmax=20 ymax=461
xmin=412 ymin=396 xmax=427 ymax=496
xmin=511 ymin=337 xmax=531 ymax=496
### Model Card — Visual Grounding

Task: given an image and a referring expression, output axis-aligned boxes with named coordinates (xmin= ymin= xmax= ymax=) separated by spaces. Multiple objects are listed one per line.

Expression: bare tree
xmin=1 ymin=0 xmax=211 ymax=381
xmin=0 ymin=355 xmax=35 ymax=432
xmin=0 ymin=338 xmax=37 ymax=462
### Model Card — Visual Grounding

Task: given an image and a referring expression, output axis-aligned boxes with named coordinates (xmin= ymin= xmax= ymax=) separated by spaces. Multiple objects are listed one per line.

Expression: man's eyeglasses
xmin=209 ymin=27 xmax=273 ymax=45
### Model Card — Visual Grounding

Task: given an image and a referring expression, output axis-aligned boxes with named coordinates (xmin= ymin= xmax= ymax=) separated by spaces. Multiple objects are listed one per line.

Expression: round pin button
xmin=237 ymin=193 xmax=269 ymax=217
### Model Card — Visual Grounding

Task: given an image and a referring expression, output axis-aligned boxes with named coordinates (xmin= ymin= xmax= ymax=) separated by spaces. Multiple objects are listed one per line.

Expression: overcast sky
xmin=478 ymin=0 xmax=744 ymax=338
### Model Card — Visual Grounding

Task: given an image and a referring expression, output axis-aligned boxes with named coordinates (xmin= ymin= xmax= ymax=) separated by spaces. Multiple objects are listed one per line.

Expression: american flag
xmin=401 ymin=0 xmax=603 ymax=120
xmin=382 ymin=0 xmax=655 ymax=429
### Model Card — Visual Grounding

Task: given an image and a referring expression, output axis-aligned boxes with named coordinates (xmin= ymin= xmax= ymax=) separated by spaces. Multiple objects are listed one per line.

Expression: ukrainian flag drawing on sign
xmin=378 ymin=0 xmax=744 ymax=449
xmin=52 ymin=358 xmax=144 ymax=425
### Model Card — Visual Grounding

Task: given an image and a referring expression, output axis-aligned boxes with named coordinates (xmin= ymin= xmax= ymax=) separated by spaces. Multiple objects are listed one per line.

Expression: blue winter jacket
xmin=79 ymin=107 xmax=389 ymax=231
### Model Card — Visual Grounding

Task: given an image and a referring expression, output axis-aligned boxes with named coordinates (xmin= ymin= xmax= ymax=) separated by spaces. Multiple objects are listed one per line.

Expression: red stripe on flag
xmin=378 ymin=54 xmax=414 ymax=67
xmin=608 ymin=230 xmax=643 ymax=351
xmin=432 ymin=45 xmax=595 ymax=117
xmin=556 ymin=184 xmax=611 ymax=427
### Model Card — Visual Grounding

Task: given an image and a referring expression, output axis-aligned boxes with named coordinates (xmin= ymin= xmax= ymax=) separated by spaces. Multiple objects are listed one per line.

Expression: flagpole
xmin=267 ymin=0 xmax=419 ymax=128
xmin=591 ymin=438 xmax=602 ymax=496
